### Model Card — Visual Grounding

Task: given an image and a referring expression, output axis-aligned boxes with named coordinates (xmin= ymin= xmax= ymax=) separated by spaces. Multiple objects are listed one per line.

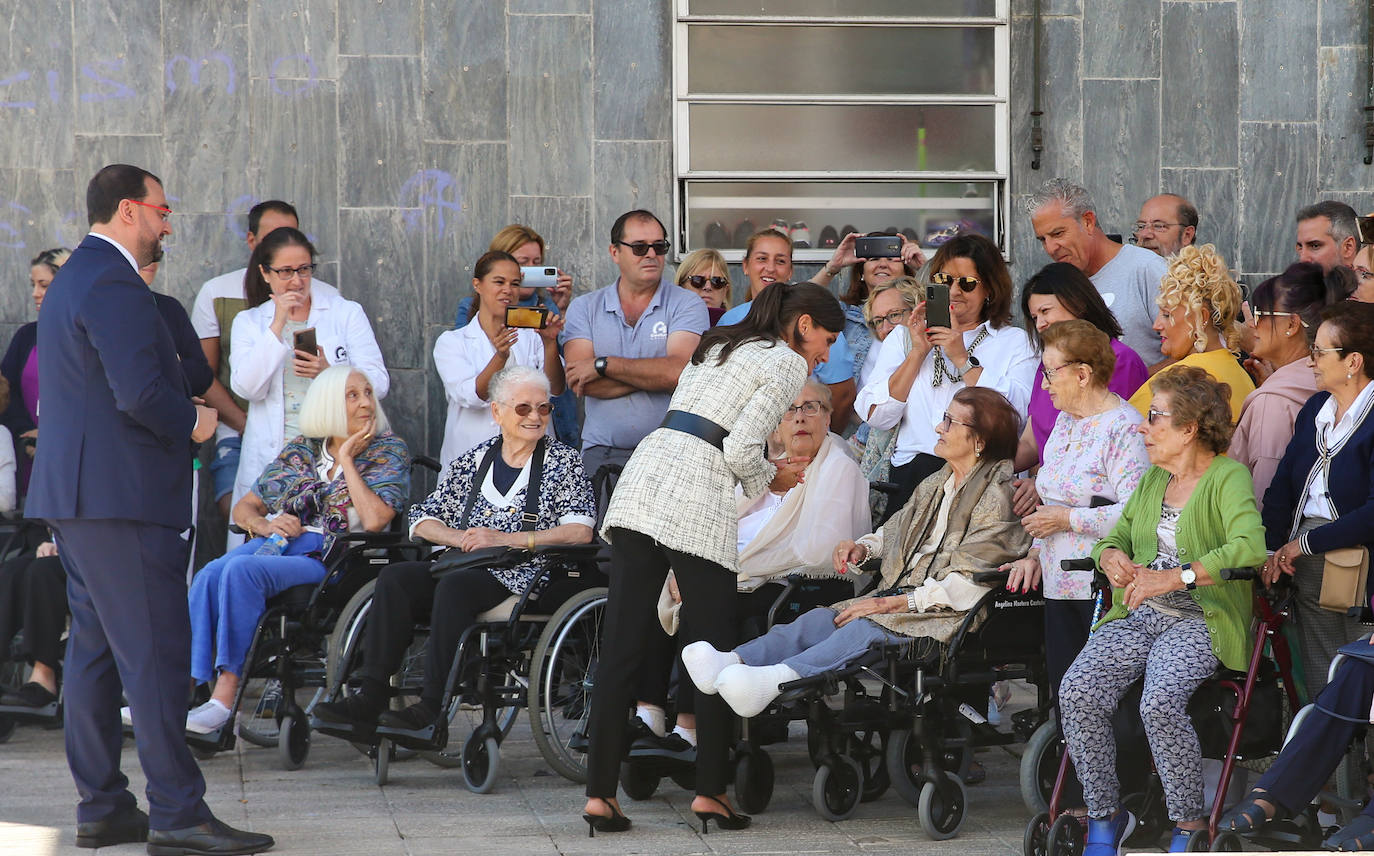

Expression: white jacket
xmin=228 ymin=287 xmax=389 ymax=504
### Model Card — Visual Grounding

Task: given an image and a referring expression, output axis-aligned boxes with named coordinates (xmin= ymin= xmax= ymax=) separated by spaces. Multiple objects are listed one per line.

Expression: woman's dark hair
xmin=1019 ymin=261 xmax=1124 ymax=347
xmin=471 ymin=250 xmax=519 ymax=314
xmin=244 ymin=226 xmax=317 ymax=307
xmin=951 ymin=386 xmax=1018 ymax=462
xmin=693 ymin=281 xmax=844 ymax=366
xmin=1251 ymin=262 xmax=1351 ymax=346
xmin=842 ymin=230 xmax=919 ymax=307
xmin=928 ymin=234 xmax=1014 ymax=328
xmin=1149 ymin=366 xmax=1234 ymax=454
xmin=1319 ymin=300 xmax=1374 ymax=381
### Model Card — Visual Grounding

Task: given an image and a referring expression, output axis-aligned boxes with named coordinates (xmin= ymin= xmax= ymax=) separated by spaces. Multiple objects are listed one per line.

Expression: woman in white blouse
xmin=856 ymin=233 xmax=1037 ymax=520
xmin=433 ymin=250 xmax=565 ymax=465
xmin=229 ymin=227 xmax=389 ymax=508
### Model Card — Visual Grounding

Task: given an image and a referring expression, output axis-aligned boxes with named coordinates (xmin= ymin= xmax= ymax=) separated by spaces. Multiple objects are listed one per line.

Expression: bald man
xmin=1133 ymin=194 xmax=1197 ymax=258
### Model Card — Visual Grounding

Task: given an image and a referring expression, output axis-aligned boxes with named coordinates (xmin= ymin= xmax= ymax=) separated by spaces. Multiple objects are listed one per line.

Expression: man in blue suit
xmin=27 ymin=164 xmax=273 ymax=855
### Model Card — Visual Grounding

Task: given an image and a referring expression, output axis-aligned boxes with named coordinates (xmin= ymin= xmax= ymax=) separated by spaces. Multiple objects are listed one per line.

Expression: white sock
xmin=671 ymin=724 xmax=697 ymax=747
xmin=715 ymin=663 xmax=800 ymax=719
xmin=635 ymin=703 xmax=666 ymax=737
xmin=185 ymin=699 xmax=231 ymax=734
xmin=681 ymin=641 xmax=741 ymax=696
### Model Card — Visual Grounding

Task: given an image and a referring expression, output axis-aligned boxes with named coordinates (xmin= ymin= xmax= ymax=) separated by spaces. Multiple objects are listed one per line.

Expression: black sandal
xmin=1221 ymin=791 xmax=1276 ymax=833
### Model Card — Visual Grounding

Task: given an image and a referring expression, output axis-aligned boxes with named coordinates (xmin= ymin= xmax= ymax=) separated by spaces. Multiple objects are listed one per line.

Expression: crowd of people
xmin=4 ymin=164 xmax=1374 ymax=856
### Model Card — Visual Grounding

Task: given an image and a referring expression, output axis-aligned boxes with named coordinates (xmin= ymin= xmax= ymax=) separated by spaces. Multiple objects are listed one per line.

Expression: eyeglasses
xmin=938 ymin=411 xmax=975 ymax=430
xmin=685 ymin=275 xmax=729 ymax=291
xmin=784 ymin=400 xmax=827 ymax=417
xmin=1146 ymin=408 xmax=1172 ymax=425
xmin=1042 ymin=360 xmax=1084 ymax=381
xmin=930 ymin=271 xmax=981 ymax=293
xmin=1311 ymin=344 xmax=1345 ymax=358
xmin=264 ymin=263 xmax=317 ymax=280
xmin=615 ymin=240 xmax=671 ymax=257
xmin=1251 ymin=309 xmax=1309 ymax=327
xmin=507 ymin=401 xmax=554 ymax=417
xmin=868 ymin=307 xmax=912 ymax=329
xmin=128 ymin=198 xmax=173 ymax=221
xmin=1133 ymin=221 xmax=1182 ymax=235
xmin=1355 ymin=266 xmax=1374 ymax=284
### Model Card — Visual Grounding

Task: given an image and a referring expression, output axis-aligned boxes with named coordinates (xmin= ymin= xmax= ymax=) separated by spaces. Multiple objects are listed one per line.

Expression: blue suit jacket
xmin=25 ymin=235 xmax=198 ymax=529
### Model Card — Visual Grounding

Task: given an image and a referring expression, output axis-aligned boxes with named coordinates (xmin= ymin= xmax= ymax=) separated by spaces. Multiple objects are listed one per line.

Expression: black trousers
xmin=0 ymin=553 xmax=27 ymax=660
xmin=23 ymin=555 xmax=68 ymax=668
xmin=1045 ymin=597 xmax=1096 ymax=806
xmin=587 ymin=528 xmax=738 ymax=798
xmin=879 ymin=453 xmax=945 ymax=524
xmin=356 ymin=560 xmax=511 ymax=703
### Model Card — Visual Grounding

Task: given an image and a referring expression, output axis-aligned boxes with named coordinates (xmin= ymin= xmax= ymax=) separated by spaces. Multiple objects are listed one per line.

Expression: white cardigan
xmin=228 ymin=287 xmax=389 ymax=504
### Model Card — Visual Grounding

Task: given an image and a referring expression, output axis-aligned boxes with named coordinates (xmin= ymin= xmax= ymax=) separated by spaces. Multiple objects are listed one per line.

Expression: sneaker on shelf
xmin=900 ymin=227 xmax=920 ymax=244
xmin=704 ymin=221 xmax=729 ymax=249
xmin=840 ymin=225 xmax=859 ymax=243
xmin=769 ymin=219 xmax=791 ymax=239
xmin=732 ymin=219 xmax=757 ymax=248
xmin=790 ymin=221 xmax=811 ymax=248
xmin=819 ymin=225 xmax=840 ymax=248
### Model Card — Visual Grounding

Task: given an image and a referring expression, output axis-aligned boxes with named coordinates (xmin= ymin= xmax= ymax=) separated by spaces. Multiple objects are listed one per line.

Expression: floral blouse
xmin=1035 ymin=397 xmax=1150 ymax=600
xmin=408 ymin=436 xmax=596 ymax=595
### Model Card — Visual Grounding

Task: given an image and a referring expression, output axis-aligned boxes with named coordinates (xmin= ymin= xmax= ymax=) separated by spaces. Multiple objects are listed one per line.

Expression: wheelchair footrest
xmin=0 ymin=701 xmax=59 ymax=721
xmin=373 ymin=723 xmax=446 ymax=752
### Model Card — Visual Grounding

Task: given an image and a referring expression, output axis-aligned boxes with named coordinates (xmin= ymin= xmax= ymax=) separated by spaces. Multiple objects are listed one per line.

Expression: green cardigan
xmin=1090 ymin=455 xmax=1266 ymax=671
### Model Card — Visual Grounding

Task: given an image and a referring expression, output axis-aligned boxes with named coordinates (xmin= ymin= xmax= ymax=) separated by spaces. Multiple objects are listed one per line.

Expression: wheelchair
xmin=0 ymin=519 xmax=74 ymax=743
xmin=1022 ymin=560 xmax=1302 ymax=856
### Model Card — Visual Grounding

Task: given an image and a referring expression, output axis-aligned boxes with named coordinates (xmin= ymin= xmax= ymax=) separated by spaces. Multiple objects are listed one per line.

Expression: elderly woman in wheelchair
xmin=170 ymin=366 xmax=409 ymax=735
xmin=1056 ymin=367 xmax=1266 ymax=856
xmin=312 ymin=365 xmax=595 ymax=732
xmin=681 ymin=386 xmax=1029 ymax=720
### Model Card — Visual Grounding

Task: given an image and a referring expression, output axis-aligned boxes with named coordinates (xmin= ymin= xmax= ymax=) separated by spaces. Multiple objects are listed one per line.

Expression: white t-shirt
xmin=1089 ymin=244 xmax=1167 ymax=367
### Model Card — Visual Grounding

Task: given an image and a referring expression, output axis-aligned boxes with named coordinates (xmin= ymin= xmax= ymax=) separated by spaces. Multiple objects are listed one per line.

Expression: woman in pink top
xmin=1231 ymin=262 xmax=1348 ymax=510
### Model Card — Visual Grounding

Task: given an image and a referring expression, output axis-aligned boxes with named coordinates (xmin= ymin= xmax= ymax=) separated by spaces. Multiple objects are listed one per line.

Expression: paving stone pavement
xmin=0 ymin=712 xmax=1040 ymax=856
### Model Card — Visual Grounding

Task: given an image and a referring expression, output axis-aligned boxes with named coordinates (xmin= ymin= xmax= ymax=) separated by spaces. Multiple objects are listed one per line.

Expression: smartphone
xmin=520 ymin=266 xmax=558 ymax=289
xmin=854 ymin=235 xmax=901 ymax=259
xmin=293 ymin=327 xmax=317 ymax=355
xmin=925 ymin=282 xmax=952 ymax=329
xmin=505 ymin=305 xmax=550 ymax=329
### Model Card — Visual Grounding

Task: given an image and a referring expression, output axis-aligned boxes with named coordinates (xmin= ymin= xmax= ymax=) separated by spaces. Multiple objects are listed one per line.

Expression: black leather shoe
xmin=1 ymin=681 xmax=57 ymax=707
xmin=147 ymin=818 xmax=274 ymax=855
xmin=75 ymin=805 xmax=148 ymax=849
xmin=312 ymin=694 xmax=381 ymax=727
xmin=376 ymin=699 xmax=438 ymax=731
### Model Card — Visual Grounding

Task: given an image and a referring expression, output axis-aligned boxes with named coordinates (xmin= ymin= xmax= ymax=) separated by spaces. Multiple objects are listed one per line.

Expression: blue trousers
xmin=51 ymin=518 xmax=212 ymax=830
xmin=735 ymin=607 xmax=904 ymax=678
xmin=188 ymin=533 xmax=326 ymax=683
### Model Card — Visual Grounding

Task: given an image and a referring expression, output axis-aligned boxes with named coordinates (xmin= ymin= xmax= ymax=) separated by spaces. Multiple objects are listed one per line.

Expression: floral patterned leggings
xmin=1059 ymin=605 xmax=1219 ymax=822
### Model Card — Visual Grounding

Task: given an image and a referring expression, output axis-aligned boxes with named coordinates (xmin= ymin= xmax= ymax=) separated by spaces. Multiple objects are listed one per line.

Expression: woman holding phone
xmin=229 ymin=227 xmax=389 ymax=508
xmin=433 ymin=250 xmax=565 ymax=465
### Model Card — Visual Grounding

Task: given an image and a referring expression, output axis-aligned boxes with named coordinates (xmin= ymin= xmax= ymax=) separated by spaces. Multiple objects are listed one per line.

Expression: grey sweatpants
xmin=735 ymin=607 xmax=906 ymax=678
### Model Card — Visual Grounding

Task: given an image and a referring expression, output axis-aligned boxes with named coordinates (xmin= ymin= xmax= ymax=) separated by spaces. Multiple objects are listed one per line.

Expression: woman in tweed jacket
xmin=583 ymin=282 xmax=846 ymax=835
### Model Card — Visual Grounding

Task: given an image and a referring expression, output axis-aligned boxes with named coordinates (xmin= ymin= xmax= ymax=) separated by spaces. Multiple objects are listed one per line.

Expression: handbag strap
xmin=456 ymin=437 xmax=547 ymax=532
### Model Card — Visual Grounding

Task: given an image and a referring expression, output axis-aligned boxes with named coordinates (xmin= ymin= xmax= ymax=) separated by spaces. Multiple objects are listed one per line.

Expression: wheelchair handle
xmin=1061 ymin=557 xmax=1096 ymax=572
xmin=412 ymin=455 xmax=442 ymax=474
xmin=1218 ymin=567 xmax=1258 ymax=581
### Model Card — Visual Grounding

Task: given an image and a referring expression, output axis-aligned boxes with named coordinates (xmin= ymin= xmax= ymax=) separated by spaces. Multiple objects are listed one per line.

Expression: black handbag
xmin=430 ymin=437 xmax=546 ymax=579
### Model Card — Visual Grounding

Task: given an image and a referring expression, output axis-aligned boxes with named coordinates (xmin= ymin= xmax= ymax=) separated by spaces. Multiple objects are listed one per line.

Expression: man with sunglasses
xmin=563 ymin=210 xmax=709 ymax=485
xmin=27 ymin=164 xmax=274 ymax=854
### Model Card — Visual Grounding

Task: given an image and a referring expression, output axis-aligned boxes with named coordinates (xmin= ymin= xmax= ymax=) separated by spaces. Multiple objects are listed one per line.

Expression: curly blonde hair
xmin=1156 ymin=243 xmax=1243 ymax=354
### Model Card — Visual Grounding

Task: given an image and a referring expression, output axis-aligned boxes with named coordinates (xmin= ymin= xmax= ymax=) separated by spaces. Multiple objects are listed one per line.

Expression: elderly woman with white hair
xmin=177 ymin=365 xmax=411 ymax=734
xmin=313 ymin=364 xmax=595 ymax=732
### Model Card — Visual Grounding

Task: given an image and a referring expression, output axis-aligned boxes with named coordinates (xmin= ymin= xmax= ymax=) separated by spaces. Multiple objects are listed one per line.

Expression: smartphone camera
xmin=520 ymin=266 xmax=558 ymax=289
xmin=505 ymin=306 xmax=550 ymax=329
xmin=854 ymin=236 xmax=901 ymax=259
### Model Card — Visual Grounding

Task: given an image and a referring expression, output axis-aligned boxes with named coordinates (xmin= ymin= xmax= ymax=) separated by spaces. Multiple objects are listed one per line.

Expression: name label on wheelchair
xmin=994 ymin=598 xmax=1041 ymax=609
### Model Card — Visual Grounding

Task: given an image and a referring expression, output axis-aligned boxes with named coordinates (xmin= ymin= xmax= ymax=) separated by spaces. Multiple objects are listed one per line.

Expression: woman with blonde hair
xmin=1127 ymin=244 xmax=1254 ymax=422
xmin=676 ymin=248 xmax=732 ymax=325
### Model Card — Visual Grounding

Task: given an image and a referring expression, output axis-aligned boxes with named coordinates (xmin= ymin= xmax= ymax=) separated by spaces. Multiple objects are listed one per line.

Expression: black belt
xmin=659 ymin=410 xmax=729 ymax=450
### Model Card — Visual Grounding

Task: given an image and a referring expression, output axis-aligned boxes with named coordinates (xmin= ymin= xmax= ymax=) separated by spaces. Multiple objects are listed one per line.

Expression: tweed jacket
xmin=602 ymin=338 xmax=809 ymax=571
xmin=838 ymin=458 xmax=1029 ymax=642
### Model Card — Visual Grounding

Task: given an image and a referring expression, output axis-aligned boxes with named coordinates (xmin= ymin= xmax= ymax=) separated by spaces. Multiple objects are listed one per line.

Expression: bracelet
xmin=906 ymin=590 xmax=918 ymax=613
xmin=245 ymin=522 xmax=254 ymax=539
xmin=527 ymin=533 xmax=536 ymax=550
xmin=856 ymin=542 xmax=871 ymax=564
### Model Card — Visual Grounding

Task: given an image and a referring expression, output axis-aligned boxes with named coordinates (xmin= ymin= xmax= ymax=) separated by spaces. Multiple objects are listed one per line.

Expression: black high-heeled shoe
xmin=693 ymin=796 xmax=751 ymax=834
xmin=582 ymin=803 xmax=631 ymax=837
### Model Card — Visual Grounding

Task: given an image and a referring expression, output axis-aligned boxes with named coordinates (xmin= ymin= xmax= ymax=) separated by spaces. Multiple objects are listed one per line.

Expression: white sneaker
xmin=185 ymin=699 xmax=231 ymax=734
xmin=714 ymin=663 xmax=799 ymax=718
xmin=120 ymin=706 xmax=133 ymax=728
xmin=681 ymin=642 xmax=741 ymax=696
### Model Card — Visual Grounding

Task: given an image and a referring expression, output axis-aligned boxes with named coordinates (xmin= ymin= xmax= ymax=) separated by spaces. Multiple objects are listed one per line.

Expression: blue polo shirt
xmin=563 ymin=279 xmax=710 ymax=450
xmin=716 ymin=300 xmax=854 ymax=384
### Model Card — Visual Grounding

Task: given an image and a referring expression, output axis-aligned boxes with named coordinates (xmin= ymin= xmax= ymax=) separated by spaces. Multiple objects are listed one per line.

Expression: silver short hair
xmin=488 ymin=364 xmax=550 ymax=404
xmin=298 ymin=365 xmax=391 ymax=439
xmin=1297 ymin=200 xmax=1359 ymax=248
xmin=1025 ymin=178 xmax=1096 ymax=220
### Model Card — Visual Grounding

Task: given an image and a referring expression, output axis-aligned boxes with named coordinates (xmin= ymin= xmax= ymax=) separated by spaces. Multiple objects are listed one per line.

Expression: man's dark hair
xmin=1170 ymin=194 xmax=1199 ymax=231
xmin=610 ymin=209 xmax=666 ymax=246
xmin=1297 ymin=200 xmax=1359 ymax=247
xmin=86 ymin=164 xmax=161 ymax=226
xmin=247 ymin=200 xmax=299 ymax=236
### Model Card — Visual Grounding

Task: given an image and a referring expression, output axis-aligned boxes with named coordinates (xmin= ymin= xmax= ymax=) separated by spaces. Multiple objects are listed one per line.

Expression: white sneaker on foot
xmin=185 ymin=699 xmax=231 ymax=734
xmin=714 ymin=663 xmax=799 ymax=718
xmin=681 ymin=641 xmax=741 ymax=696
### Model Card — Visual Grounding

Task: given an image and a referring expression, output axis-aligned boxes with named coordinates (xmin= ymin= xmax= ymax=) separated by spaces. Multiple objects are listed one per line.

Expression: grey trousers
xmin=580 ymin=445 xmax=634 ymax=529
xmin=1292 ymin=517 xmax=1363 ymax=702
xmin=735 ymin=607 xmax=905 ymax=678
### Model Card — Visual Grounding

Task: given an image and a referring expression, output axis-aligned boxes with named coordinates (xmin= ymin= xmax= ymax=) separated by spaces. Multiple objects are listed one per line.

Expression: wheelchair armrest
xmin=228 ymin=524 xmax=246 ymax=535
xmin=870 ymin=481 xmax=901 ymax=500
xmin=1218 ymin=567 xmax=1258 ymax=581
xmin=1060 ymin=556 xmax=1095 ymax=572
xmin=333 ymin=530 xmax=408 ymax=549
xmin=971 ymin=569 xmax=1010 ymax=586
xmin=412 ymin=455 xmax=442 ymax=474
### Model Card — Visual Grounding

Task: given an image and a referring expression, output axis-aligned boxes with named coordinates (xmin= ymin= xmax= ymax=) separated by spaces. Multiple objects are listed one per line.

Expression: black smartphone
xmin=925 ymin=282 xmax=951 ymax=329
xmin=293 ymin=327 xmax=317 ymax=355
xmin=854 ymin=235 xmax=901 ymax=259
xmin=505 ymin=305 xmax=549 ymax=329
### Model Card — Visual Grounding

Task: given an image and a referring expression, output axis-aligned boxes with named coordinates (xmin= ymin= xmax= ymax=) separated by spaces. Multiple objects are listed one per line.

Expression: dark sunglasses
xmin=615 ymin=240 xmax=671 ymax=257
xmin=930 ymin=271 xmax=981 ymax=292
xmin=508 ymin=401 xmax=554 ymax=417
xmin=685 ymin=275 xmax=729 ymax=291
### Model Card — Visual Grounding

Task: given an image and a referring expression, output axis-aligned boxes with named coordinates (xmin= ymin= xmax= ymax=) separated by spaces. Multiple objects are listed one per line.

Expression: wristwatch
xmin=958 ymin=355 xmax=981 ymax=375
xmin=1180 ymin=564 xmax=1198 ymax=591
xmin=594 ymin=356 xmax=609 ymax=377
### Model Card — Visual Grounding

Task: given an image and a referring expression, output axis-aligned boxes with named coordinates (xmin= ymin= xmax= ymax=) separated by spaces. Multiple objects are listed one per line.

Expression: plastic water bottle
xmin=254 ymin=533 xmax=288 ymax=556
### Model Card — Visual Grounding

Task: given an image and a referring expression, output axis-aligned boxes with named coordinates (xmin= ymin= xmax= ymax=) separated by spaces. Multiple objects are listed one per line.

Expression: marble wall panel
xmin=1240 ymin=0 xmax=1317 ymax=122
xmin=0 ymin=2 xmax=75 ymax=170
xmin=1082 ymin=79 xmax=1160 ymax=231
xmin=158 ymin=212 xmax=249 ymax=306
xmin=0 ymin=169 xmax=77 ymax=324
xmin=509 ymin=15 xmax=593 ymax=196
xmin=1317 ymin=47 xmax=1374 ymax=193
xmin=339 ymin=0 xmax=421 ymax=56
xmin=72 ymin=0 xmax=163 ymax=135
xmin=592 ymin=141 xmax=672 ymax=287
xmin=419 ymin=141 xmax=510 ymax=324
xmin=1159 ymin=168 xmax=1240 ymax=267
xmin=248 ymin=0 xmax=338 ymax=82
xmin=593 ymin=0 xmax=670 ymax=140
xmin=339 ymin=56 xmax=422 ymax=208
xmin=340 ymin=207 xmax=426 ymax=370
xmin=423 ymin=0 xmax=507 ymax=142
xmin=1320 ymin=0 xmax=1363 ymax=47
xmin=1012 ymin=0 xmax=1082 ymax=16
xmin=512 ymin=0 xmax=589 ymax=13
xmin=1082 ymin=0 xmax=1160 ymax=79
xmin=1161 ymin=1 xmax=1239 ymax=168
xmin=1238 ymin=122 xmax=1318 ymax=274
xmin=249 ymin=77 xmax=340 ymax=267
xmin=1010 ymin=14 xmax=1084 ymax=190
xmin=73 ymin=136 xmax=165 ymax=197
xmin=384 ymin=366 xmax=432 ymax=493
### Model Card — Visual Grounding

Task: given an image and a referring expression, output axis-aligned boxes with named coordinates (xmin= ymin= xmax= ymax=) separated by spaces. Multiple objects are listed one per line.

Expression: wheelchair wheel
xmin=1184 ymin=828 xmax=1210 ymax=851
xmin=528 ymin=587 xmax=606 ymax=783
xmin=326 ymin=581 xmax=376 ymax=694
xmin=669 ymin=765 xmax=697 ymax=792
xmin=1046 ymin=813 xmax=1085 ymax=856
xmin=0 ymin=715 xmax=15 ymax=744
xmin=855 ymin=728 xmax=890 ymax=803
xmin=1209 ymin=830 xmax=1243 ymax=852
xmin=461 ymin=733 xmax=500 ymax=794
xmin=374 ymin=737 xmax=391 ymax=786
xmin=619 ymin=760 xmax=661 ymax=801
xmin=1122 ymin=787 xmax=1169 ymax=847
xmin=885 ymin=728 xmax=924 ymax=808
xmin=812 ymin=755 xmax=863 ymax=822
xmin=421 ymin=667 xmax=522 ymax=769
xmin=734 ymin=748 xmax=774 ymax=814
xmin=918 ymin=770 xmax=967 ymax=840
xmin=1024 ymin=811 xmax=1051 ymax=856
xmin=277 ymin=713 xmax=310 ymax=771
xmin=1020 ymin=718 xmax=1064 ymax=815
